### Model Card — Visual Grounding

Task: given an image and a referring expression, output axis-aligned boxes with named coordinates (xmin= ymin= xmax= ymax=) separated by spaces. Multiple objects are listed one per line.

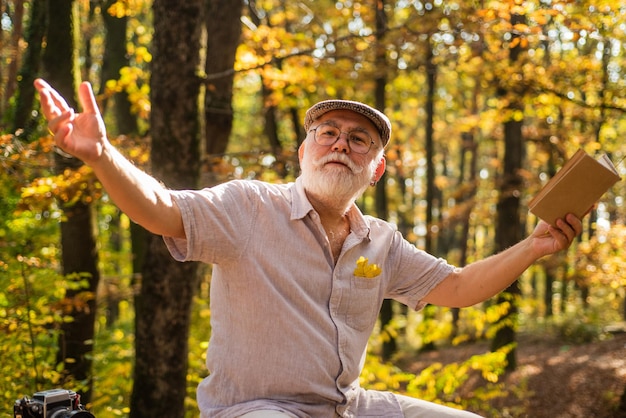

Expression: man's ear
xmin=298 ymin=141 xmax=305 ymax=164
xmin=373 ymin=156 xmax=386 ymax=184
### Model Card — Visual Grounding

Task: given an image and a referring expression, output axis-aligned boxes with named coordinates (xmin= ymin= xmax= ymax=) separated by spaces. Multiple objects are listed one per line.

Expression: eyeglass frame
xmin=308 ymin=122 xmax=378 ymax=154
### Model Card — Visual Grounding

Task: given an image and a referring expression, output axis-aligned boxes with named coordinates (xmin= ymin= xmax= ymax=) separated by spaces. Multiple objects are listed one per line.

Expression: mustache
xmin=313 ymin=153 xmax=364 ymax=174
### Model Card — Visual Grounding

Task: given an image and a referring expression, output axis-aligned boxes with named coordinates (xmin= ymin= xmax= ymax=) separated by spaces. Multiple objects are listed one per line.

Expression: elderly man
xmin=35 ymin=78 xmax=581 ymax=418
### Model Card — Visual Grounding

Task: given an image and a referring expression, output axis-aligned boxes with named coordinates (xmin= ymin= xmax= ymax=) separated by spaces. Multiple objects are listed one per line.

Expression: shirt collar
xmin=292 ymin=177 xmax=371 ymax=241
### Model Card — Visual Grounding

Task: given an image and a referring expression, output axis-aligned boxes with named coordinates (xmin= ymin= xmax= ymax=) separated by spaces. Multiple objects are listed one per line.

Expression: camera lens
xmin=49 ymin=408 xmax=70 ymax=418
xmin=66 ymin=412 xmax=95 ymax=417
xmin=48 ymin=409 xmax=95 ymax=418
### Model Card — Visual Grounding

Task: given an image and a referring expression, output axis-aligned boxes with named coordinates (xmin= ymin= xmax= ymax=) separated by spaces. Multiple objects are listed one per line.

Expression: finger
xmin=554 ymin=217 xmax=578 ymax=243
xmin=78 ymin=81 xmax=100 ymax=115
xmin=47 ymin=108 xmax=75 ymax=137
xmin=558 ymin=215 xmax=581 ymax=239
xmin=34 ymin=78 xmax=69 ymax=110
xmin=566 ymin=213 xmax=583 ymax=235
xmin=547 ymin=225 xmax=570 ymax=249
xmin=34 ymin=79 xmax=58 ymax=120
xmin=34 ymin=78 xmax=71 ymax=119
xmin=54 ymin=124 xmax=75 ymax=156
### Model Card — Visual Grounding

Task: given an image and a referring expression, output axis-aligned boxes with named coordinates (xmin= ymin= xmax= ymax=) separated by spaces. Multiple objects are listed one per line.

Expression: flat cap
xmin=304 ymin=100 xmax=391 ymax=146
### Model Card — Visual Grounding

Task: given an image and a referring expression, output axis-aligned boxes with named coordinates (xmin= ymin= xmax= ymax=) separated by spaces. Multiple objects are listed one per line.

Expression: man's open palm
xmin=35 ymin=79 xmax=108 ymax=165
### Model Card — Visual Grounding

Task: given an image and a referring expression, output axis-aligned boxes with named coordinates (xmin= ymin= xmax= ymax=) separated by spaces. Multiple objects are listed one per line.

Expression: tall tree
xmin=373 ymin=0 xmax=397 ymax=361
xmin=129 ymin=0 xmax=203 ymax=416
xmin=99 ymin=0 xmax=139 ymax=135
xmin=3 ymin=0 xmax=25 ymax=119
xmin=491 ymin=11 xmax=527 ymax=371
xmin=98 ymin=0 xmax=143 ymax=327
xmin=41 ymin=0 xmax=100 ymax=402
xmin=418 ymin=10 xmax=442 ymax=354
xmin=246 ymin=1 xmax=282 ymax=158
xmin=12 ymin=0 xmax=46 ymax=136
xmin=204 ymin=0 xmax=244 ymax=160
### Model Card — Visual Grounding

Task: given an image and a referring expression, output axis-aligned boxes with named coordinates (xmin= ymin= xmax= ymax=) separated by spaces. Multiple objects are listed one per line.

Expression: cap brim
xmin=304 ymin=100 xmax=391 ymax=146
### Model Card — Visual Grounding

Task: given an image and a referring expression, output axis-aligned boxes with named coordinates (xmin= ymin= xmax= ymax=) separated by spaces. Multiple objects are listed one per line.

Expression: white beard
xmin=300 ymin=150 xmax=377 ymax=206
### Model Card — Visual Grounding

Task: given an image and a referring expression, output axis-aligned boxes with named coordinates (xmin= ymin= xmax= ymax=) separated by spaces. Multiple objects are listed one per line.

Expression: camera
xmin=14 ymin=389 xmax=94 ymax=418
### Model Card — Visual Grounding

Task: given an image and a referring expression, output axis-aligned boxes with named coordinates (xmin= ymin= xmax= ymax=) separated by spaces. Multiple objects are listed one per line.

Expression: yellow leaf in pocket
xmin=354 ymin=256 xmax=382 ymax=278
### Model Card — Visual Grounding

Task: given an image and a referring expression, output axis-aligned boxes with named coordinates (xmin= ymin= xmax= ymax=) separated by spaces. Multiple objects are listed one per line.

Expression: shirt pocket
xmin=345 ymin=276 xmax=382 ymax=331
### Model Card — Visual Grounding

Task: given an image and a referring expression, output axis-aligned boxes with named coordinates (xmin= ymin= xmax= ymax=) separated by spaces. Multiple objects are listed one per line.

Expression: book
xmin=528 ymin=149 xmax=621 ymax=226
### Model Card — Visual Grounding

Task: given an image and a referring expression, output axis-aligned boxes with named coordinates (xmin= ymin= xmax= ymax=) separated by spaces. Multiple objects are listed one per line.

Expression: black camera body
xmin=14 ymin=389 xmax=94 ymax=418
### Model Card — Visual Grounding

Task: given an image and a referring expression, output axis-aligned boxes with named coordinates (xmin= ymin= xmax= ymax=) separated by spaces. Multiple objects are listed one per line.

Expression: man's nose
xmin=331 ymin=132 xmax=350 ymax=153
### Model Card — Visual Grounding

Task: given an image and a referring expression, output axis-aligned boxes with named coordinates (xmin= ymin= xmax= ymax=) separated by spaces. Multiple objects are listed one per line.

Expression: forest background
xmin=1 ymin=0 xmax=626 ymax=417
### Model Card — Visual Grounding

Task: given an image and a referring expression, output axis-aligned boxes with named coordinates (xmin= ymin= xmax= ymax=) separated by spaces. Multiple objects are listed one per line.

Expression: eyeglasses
xmin=309 ymin=122 xmax=375 ymax=154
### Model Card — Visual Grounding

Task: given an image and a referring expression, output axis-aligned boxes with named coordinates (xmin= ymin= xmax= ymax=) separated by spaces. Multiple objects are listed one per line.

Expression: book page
xmin=598 ymin=154 xmax=619 ymax=174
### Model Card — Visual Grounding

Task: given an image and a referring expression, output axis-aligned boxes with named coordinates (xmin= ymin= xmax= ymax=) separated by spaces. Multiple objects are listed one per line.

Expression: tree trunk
xmin=451 ymin=131 xmax=478 ymax=341
xmin=42 ymin=0 xmax=100 ymax=402
xmin=13 ymin=0 xmax=46 ymax=136
xmin=100 ymin=0 xmax=138 ymax=135
xmin=424 ymin=46 xmax=437 ymax=256
xmin=129 ymin=1 xmax=203 ymax=416
xmin=491 ymin=116 xmax=524 ymax=371
xmin=618 ymin=387 xmax=626 ymax=418
xmin=204 ymin=0 xmax=244 ymax=158
xmin=420 ymin=44 xmax=438 ymax=353
xmin=2 ymin=0 xmax=24 ymax=114
xmin=372 ymin=0 xmax=397 ymax=361
xmin=491 ymin=13 xmax=526 ymax=372
xmin=0 ymin=1 xmax=3 ymax=113
xmin=544 ymin=269 xmax=555 ymax=317
xmin=55 ymin=191 xmax=100 ymax=402
xmin=132 ymin=238 xmax=199 ymax=418
xmin=98 ymin=0 xmax=142 ymax=327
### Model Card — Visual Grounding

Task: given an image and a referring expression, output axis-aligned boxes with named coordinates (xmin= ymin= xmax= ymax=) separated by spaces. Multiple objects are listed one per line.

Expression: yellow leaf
xmin=354 ymin=256 xmax=382 ymax=278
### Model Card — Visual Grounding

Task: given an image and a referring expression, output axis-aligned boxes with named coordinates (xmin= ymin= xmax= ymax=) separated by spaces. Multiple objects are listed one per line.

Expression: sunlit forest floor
xmin=400 ymin=330 xmax=626 ymax=418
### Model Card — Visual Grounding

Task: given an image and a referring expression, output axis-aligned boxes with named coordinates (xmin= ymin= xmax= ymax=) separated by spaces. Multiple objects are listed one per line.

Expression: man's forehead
xmin=317 ymin=109 xmax=379 ymax=131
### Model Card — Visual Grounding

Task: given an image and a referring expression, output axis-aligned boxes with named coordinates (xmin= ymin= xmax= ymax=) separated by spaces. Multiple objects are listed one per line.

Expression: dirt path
xmin=401 ymin=332 xmax=626 ymax=417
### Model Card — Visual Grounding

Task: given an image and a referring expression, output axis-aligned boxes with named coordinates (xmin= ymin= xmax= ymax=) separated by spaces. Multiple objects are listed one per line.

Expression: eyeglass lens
xmin=313 ymin=123 xmax=373 ymax=154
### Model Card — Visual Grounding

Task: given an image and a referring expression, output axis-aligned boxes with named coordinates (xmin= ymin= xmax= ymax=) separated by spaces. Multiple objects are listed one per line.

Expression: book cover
xmin=528 ymin=149 xmax=621 ymax=226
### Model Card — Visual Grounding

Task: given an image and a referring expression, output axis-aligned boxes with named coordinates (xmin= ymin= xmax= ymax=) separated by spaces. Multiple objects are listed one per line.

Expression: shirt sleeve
xmin=163 ymin=181 xmax=257 ymax=264
xmin=384 ymin=229 xmax=456 ymax=311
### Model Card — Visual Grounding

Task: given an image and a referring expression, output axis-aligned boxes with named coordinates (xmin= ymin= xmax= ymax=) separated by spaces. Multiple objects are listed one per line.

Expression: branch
xmin=536 ymin=83 xmax=626 ymax=114
xmin=200 ymin=24 xmax=410 ymax=83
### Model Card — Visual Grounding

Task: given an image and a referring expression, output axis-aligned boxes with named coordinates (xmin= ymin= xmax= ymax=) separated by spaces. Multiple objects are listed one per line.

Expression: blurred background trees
xmin=1 ymin=0 xmax=625 ymax=416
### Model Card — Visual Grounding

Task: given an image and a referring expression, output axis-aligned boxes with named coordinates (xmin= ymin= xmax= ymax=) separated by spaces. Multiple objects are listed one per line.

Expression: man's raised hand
xmin=34 ymin=79 xmax=108 ymax=165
